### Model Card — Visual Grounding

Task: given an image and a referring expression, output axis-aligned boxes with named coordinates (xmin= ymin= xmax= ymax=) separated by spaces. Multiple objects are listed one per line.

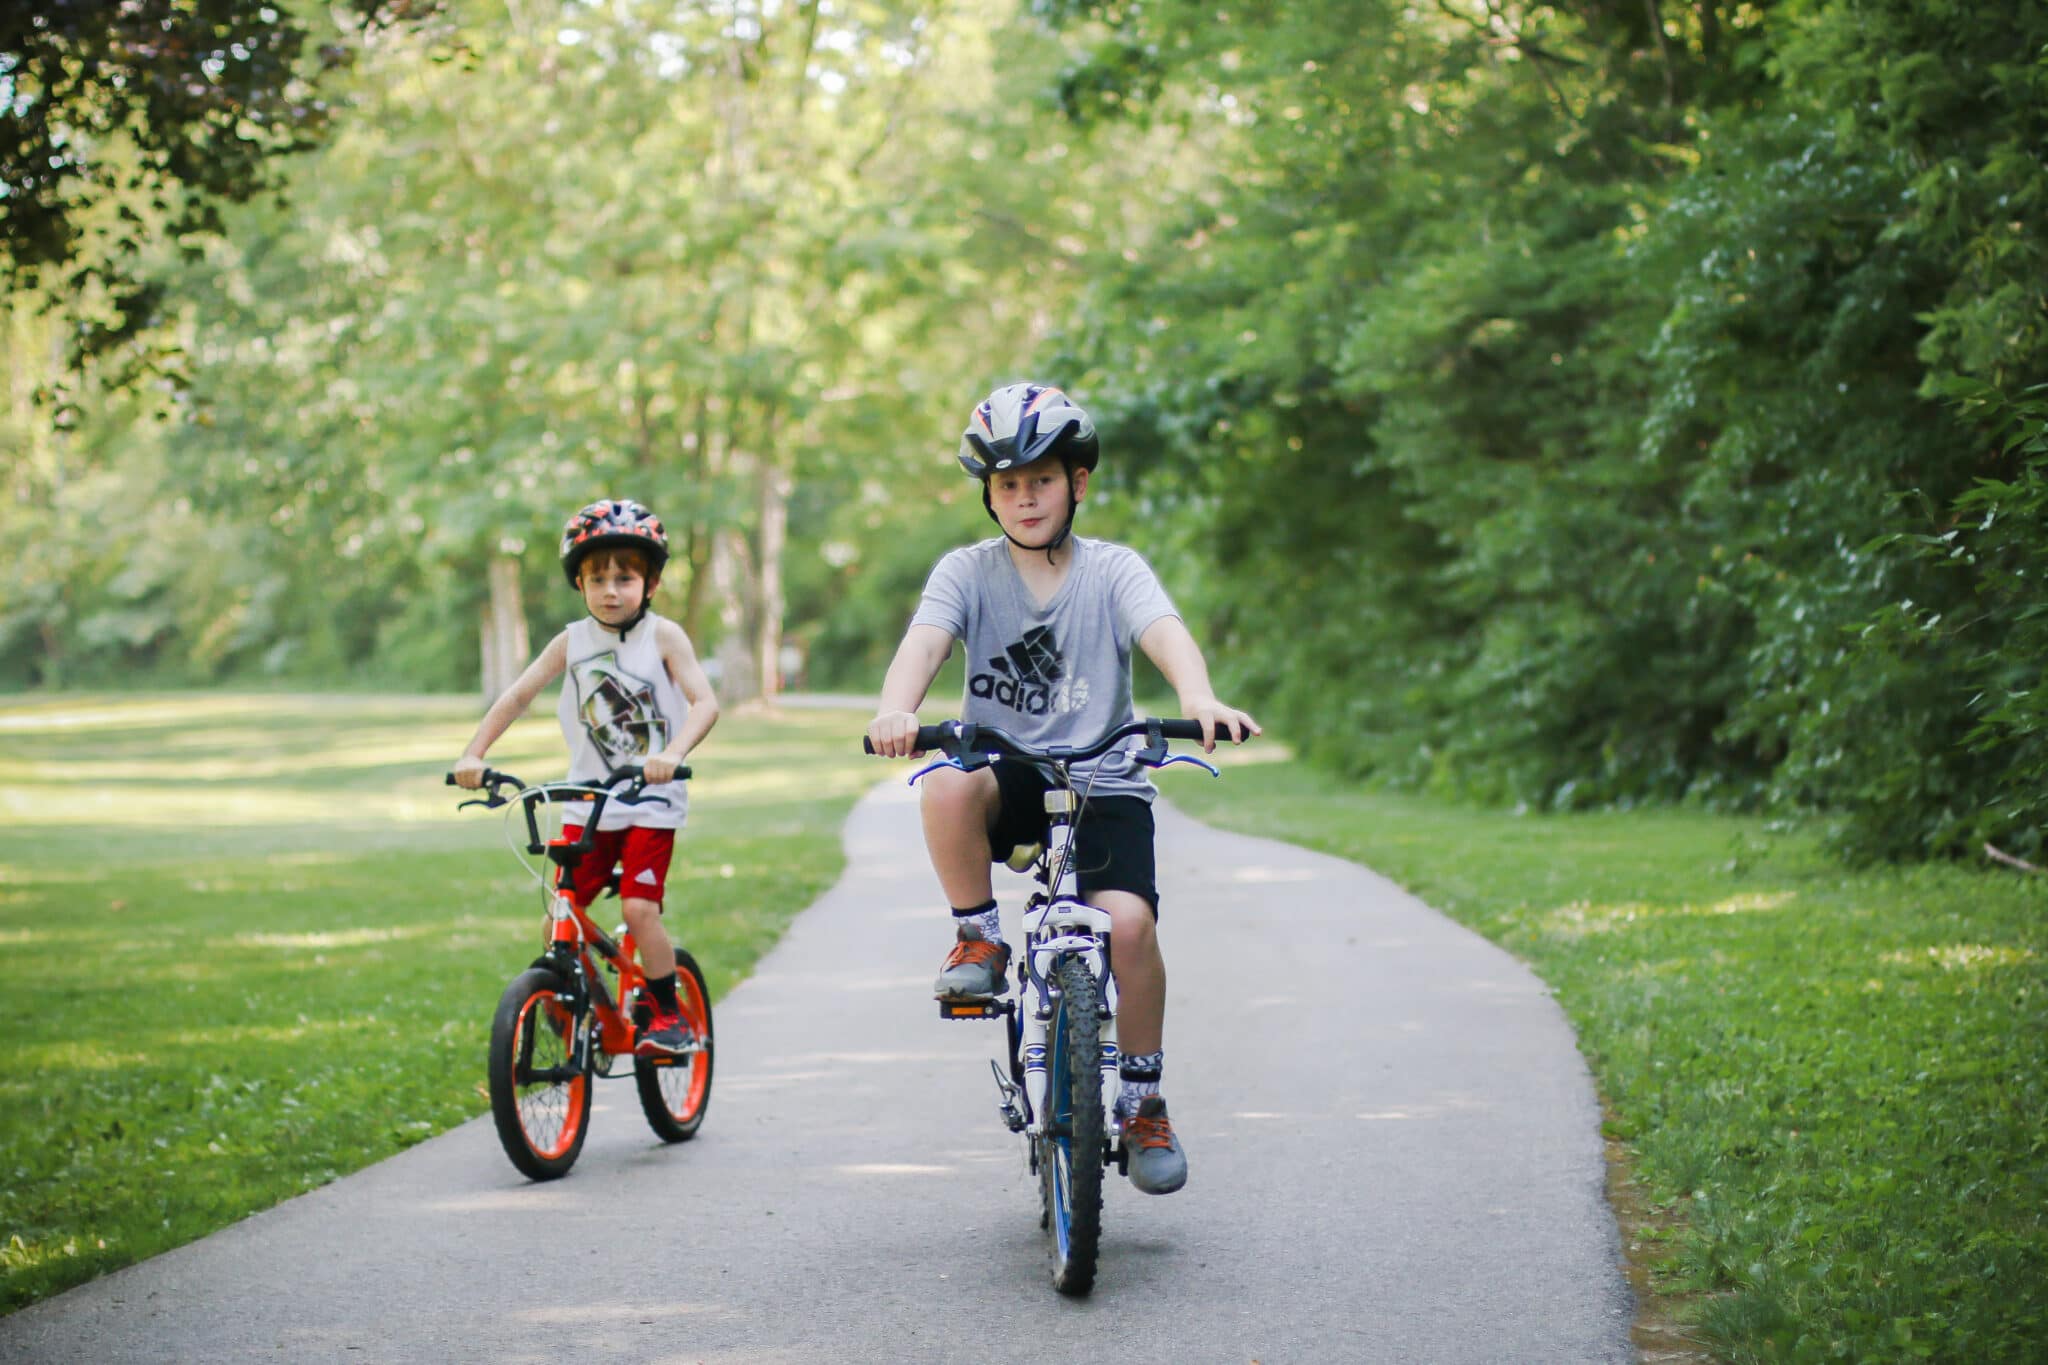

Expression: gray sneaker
xmin=933 ymin=922 xmax=1011 ymax=999
xmin=1123 ymin=1096 xmax=1187 ymax=1195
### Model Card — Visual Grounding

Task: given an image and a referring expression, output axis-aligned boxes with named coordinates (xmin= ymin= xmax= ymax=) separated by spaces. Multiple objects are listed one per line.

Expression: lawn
xmin=1170 ymin=758 xmax=2047 ymax=1364
xmin=0 ymin=692 xmax=879 ymax=1313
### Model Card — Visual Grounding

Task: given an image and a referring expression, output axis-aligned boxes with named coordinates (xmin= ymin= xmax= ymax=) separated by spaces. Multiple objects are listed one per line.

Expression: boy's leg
xmin=625 ymin=895 xmax=691 ymax=1054
xmin=1077 ymin=801 xmax=1186 ymax=1195
xmin=917 ymin=764 xmax=1001 ymax=906
xmin=615 ymin=827 xmax=690 ymax=1055
xmin=920 ymin=764 xmax=1018 ymax=999
xmin=622 ymin=896 xmax=675 ymax=975
xmin=1092 ymin=890 xmax=1165 ymax=1058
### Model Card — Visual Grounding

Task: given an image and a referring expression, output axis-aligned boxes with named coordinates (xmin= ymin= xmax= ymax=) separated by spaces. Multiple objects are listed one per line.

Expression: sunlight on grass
xmin=0 ymin=694 xmax=445 ymax=731
xmin=1881 ymin=943 xmax=2036 ymax=971
xmin=233 ymin=926 xmax=440 ymax=949
xmin=1541 ymin=891 xmax=1797 ymax=937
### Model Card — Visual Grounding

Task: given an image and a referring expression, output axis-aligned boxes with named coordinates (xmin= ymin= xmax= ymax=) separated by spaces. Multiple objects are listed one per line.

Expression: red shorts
xmin=557 ymin=825 xmax=675 ymax=909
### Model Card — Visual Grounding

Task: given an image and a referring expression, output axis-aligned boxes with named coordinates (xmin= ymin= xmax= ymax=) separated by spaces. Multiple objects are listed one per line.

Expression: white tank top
xmin=555 ymin=613 xmax=690 ymax=830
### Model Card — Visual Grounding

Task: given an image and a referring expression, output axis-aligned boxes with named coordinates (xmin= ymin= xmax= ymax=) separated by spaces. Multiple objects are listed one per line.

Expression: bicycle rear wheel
xmin=487 ymin=966 xmax=592 ymax=1180
xmin=635 ymin=948 xmax=715 ymax=1141
xmin=1039 ymin=955 xmax=1105 ymax=1295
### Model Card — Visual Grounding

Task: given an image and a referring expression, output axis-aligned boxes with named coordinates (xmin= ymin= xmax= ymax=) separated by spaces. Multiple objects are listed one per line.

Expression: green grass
xmin=1170 ymin=756 xmax=2048 ymax=1364
xmin=0 ymin=692 xmax=880 ymax=1314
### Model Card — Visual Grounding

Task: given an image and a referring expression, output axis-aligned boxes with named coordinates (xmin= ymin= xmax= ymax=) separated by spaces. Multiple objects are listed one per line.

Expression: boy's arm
xmin=867 ymin=624 xmax=956 ymax=757
xmin=647 ymin=620 xmax=720 ymax=784
xmin=453 ymin=632 xmax=570 ymax=787
xmin=1137 ymin=616 xmax=1262 ymax=753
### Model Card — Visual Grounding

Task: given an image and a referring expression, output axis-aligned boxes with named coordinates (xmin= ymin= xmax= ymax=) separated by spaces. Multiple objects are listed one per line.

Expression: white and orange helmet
xmin=957 ymin=382 xmax=1100 ymax=479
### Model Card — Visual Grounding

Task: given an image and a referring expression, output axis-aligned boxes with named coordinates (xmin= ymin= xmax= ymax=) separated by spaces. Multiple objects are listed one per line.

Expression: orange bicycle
xmin=450 ymin=766 xmax=714 ymax=1180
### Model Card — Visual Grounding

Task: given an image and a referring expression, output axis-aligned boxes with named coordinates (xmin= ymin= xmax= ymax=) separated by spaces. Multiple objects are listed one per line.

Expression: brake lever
xmin=906 ymin=752 xmax=1000 ymax=786
xmin=1154 ymin=753 xmax=1221 ymax=777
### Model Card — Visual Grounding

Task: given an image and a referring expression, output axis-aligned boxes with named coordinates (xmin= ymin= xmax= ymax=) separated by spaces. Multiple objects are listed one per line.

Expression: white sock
xmin=953 ymin=901 xmax=1003 ymax=945
xmin=1116 ymin=1049 xmax=1163 ymax=1119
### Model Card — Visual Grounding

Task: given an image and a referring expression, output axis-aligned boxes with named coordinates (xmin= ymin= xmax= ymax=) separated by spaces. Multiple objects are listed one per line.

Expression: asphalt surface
xmin=1 ymin=778 xmax=1634 ymax=1364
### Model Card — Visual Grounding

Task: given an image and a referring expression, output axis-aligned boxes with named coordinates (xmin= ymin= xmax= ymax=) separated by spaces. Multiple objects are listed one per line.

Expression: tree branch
xmin=1984 ymin=843 xmax=2043 ymax=873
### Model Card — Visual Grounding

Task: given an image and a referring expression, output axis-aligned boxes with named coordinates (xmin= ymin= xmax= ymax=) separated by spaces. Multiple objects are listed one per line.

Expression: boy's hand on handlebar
xmin=867 ymin=710 xmax=926 ymax=759
xmin=452 ymin=754 xmax=489 ymax=789
xmin=1186 ymin=699 xmax=1262 ymax=753
xmin=642 ymin=753 xmax=683 ymax=785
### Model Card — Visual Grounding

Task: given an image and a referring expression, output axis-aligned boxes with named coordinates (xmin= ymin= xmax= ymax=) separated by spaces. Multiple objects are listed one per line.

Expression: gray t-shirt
xmin=912 ymin=536 xmax=1180 ymax=799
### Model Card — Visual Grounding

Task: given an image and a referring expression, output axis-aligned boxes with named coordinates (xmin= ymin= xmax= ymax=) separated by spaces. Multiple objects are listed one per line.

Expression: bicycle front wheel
xmin=487 ymin=967 xmax=592 ymax=1180
xmin=1040 ymin=955 xmax=1105 ymax=1296
xmin=636 ymin=948 xmax=714 ymax=1141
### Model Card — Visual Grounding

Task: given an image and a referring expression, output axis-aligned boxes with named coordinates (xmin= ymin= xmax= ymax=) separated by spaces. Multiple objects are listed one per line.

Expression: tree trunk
xmin=710 ymin=526 xmax=760 ymax=703
xmin=755 ymin=459 xmax=790 ymax=705
xmin=480 ymin=554 xmax=530 ymax=703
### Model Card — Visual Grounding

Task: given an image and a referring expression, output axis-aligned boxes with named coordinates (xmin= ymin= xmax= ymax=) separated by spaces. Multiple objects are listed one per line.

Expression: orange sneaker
xmin=932 ymin=922 xmax=1011 ymax=999
xmin=1123 ymin=1096 xmax=1187 ymax=1194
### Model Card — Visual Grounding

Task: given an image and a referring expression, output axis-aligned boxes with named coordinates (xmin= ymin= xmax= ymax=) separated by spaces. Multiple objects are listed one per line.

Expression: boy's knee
xmin=919 ymin=766 xmax=998 ymax=822
xmin=1094 ymin=890 xmax=1159 ymax=941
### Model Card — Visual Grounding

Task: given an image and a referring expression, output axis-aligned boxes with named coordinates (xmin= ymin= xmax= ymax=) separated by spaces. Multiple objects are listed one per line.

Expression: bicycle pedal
xmin=938 ymin=998 xmax=1006 ymax=1020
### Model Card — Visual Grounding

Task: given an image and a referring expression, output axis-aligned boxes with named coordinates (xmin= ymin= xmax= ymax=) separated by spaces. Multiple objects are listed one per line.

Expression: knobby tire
xmin=1042 ymin=955 xmax=1105 ymax=1295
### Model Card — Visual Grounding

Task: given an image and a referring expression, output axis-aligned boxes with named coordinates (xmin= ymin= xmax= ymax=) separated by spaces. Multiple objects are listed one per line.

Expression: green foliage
xmin=0 ymin=0 xmax=412 ymax=363
xmin=1173 ymin=757 xmax=2048 ymax=1363
xmin=1042 ymin=0 xmax=2048 ymax=859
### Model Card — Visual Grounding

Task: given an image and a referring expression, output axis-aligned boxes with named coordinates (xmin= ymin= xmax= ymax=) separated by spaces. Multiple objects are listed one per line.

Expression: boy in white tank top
xmin=453 ymin=499 xmax=720 ymax=1055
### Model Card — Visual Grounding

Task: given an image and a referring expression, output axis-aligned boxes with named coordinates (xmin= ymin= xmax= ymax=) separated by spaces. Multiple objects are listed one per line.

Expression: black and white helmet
xmin=957 ymin=382 xmax=1100 ymax=479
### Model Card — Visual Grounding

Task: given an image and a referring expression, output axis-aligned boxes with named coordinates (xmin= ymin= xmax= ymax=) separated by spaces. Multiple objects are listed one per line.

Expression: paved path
xmin=1 ymin=781 xmax=1634 ymax=1364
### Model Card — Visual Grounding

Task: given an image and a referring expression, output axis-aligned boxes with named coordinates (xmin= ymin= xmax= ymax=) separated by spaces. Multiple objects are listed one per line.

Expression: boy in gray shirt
xmin=867 ymin=381 xmax=1259 ymax=1196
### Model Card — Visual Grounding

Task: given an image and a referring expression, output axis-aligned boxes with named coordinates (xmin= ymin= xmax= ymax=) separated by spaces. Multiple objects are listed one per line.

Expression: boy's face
xmin=987 ymin=460 xmax=1087 ymax=549
xmin=577 ymin=551 xmax=652 ymax=626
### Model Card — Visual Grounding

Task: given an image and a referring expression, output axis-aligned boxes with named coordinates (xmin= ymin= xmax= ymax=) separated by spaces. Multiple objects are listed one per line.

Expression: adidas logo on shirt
xmin=969 ymin=626 xmax=1091 ymax=717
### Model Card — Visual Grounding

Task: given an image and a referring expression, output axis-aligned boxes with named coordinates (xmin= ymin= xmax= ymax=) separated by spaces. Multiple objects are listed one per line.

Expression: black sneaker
xmin=636 ymin=1004 xmax=689 ymax=1056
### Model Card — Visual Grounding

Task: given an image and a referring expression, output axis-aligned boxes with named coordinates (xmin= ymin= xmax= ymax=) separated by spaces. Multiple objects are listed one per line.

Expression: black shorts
xmin=988 ymin=760 xmax=1159 ymax=916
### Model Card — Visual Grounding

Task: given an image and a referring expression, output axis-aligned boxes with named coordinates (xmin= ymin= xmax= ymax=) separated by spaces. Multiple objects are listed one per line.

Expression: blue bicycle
xmin=875 ymin=717 xmax=1217 ymax=1294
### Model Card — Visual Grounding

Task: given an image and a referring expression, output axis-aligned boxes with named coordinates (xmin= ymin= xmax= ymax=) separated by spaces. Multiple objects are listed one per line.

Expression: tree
xmin=1 ymin=0 xmax=409 ymax=363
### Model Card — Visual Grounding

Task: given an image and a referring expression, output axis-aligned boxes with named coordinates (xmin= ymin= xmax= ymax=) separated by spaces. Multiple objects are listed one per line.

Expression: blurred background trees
xmin=5 ymin=0 xmax=2043 ymax=861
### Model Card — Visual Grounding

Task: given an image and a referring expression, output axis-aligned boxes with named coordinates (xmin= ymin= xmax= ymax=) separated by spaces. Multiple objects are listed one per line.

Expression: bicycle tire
xmin=1040 ymin=955 xmax=1105 ymax=1295
xmin=635 ymin=948 xmax=715 ymax=1141
xmin=487 ymin=966 xmax=593 ymax=1180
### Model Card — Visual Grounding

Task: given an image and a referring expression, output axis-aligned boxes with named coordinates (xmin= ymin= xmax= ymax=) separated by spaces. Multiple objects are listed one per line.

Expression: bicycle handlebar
xmin=862 ymin=717 xmax=1209 ymax=762
xmin=446 ymin=764 xmax=692 ymax=854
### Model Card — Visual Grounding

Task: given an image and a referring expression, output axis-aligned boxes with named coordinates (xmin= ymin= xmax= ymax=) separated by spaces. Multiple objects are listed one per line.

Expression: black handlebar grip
xmin=1154 ymin=719 xmax=1207 ymax=741
xmin=863 ymin=726 xmax=954 ymax=754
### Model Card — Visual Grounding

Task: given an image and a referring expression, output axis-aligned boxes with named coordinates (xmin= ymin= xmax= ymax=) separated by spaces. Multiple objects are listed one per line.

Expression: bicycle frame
xmin=534 ymin=878 xmax=661 ymax=1074
xmin=454 ymin=766 xmax=707 ymax=1070
xmin=455 ymin=763 xmax=716 ymax=1179
xmin=890 ymin=716 xmax=1218 ymax=1293
xmin=904 ymin=721 xmax=1220 ymax=1125
xmin=1001 ymin=784 xmax=1122 ymax=1142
